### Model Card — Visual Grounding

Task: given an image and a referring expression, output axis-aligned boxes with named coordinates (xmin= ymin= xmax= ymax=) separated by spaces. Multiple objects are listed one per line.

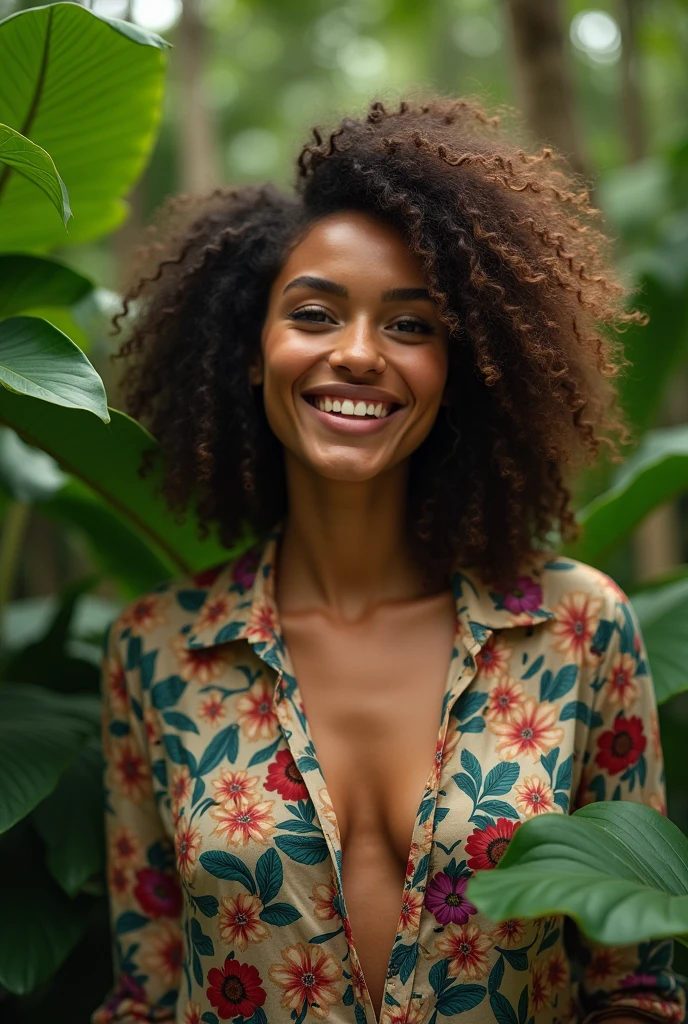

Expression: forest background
xmin=0 ymin=0 xmax=687 ymax=1020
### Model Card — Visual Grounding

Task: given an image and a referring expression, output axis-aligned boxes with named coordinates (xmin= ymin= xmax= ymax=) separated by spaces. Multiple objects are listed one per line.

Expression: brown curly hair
xmin=112 ymin=91 xmax=644 ymax=591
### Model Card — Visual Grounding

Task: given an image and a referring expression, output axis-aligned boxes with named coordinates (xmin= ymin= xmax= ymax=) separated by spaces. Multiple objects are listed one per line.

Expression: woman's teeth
xmin=311 ymin=396 xmax=392 ymax=418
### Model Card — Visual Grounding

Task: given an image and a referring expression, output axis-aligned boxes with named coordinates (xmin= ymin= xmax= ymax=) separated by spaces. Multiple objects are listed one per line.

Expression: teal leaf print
xmin=560 ymin=701 xmax=603 ymax=728
xmin=109 ymin=720 xmax=129 ymax=737
xmin=591 ymin=618 xmax=615 ymax=656
xmin=311 ymin=926 xmax=345 ymax=944
xmin=151 ymin=759 xmax=167 ymax=787
xmin=389 ymin=941 xmax=418 ymax=984
xmin=482 ymin=762 xmax=519 ymax=799
xmin=555 ymin=755 xmax=572 ymax=793
xmin=497 ymin=946 xmax=529 ymax=971
xmin=163 ymin=734 xmax=189 ymax=767
xmin=190 ymin=797 xmax=216 ymax=822
xmin=296 ymin=755 xmax=320 ymax=774
xmin=429 ymin=957 xmax=450 ymax=995
xmin=536 ymin=927 xmax=560 ymax=954
xmin=275 ymin=818 xmax=320 ymax=834
xmin=476 ymin=799 xmax=520 ymax=819
xmin=539 ymin=665 xmax=577 ymax=702
xmin=491 ymin=991 xmax=518 ymax=1024
xmin=274 ymin=834 xmax=329 ymax=865
xmin=460 ymin=749 xmax=482 ymax=792
xmin=192 ymin=777 xmax=205 ymax=804
xmin=259 ymin=902 xmax=302 ymax=925
xmin=196 ymin=724 xmax=240 ymax=775
xmin=247 ymin=736 xmax=281 ymax=767
xmin=412 ymin=852 xmax=430 ymax=888
xmin=213 ymin=621 xmax=245 ymax=644
xmin=152 ymin=675 xmax=187 ymax=710
xmin=126 ymin=634 xmax=142 ymax=670
xmin=518 ymin=984 xmax=529 ymax=1024
xmin=188 ymin=892 xmax=219 ymax=918
xmin=130 ymin=695 xmax=143 ymax=720
xmin=191 ymin=917 xmax=214 ymax=956
xmin=199 ymin=850 xmax=256 ymax=893
xmin=139 ymin=649 xmax=157 ymax=690
xmin=176 ymin=589 xmax=207 ymax=612
xmin=488 ymin=955 xmax=505 ymax=995
xmin=115 ymin=910 xmax=148 ymax=934
xmin=256 ymin=848 xmax=283 ymax=905
xmin=438 ymin=984 xmax=487 ymax=1016
xmin=162 ymin=710 xmax=199 ymax=733
xmin=521 ymin=655 xmax=543 ymax=680
xmin=354 ymin=1006 xmax=368 ymax=1024
xmin=201 ymin=1013 xmax=219 ymax=1024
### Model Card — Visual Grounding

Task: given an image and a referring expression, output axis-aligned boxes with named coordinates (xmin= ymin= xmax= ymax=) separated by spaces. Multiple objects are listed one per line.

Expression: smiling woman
xmin=94 ymin=92 xmax=684 ymax=1024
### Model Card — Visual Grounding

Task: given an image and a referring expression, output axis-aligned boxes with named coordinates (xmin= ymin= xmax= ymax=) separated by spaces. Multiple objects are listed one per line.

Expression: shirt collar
xmin=183 ymin=521 xmax=556 ymax=655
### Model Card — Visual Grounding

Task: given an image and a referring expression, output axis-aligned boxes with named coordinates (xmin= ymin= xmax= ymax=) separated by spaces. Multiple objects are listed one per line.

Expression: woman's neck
xmin=276 ymin=453 xmax=427 ymax=622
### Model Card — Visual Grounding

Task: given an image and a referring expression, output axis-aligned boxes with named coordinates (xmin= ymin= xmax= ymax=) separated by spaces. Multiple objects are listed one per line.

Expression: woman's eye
xmin=393 ymin=318 xmax=433 ymax=335
xmin=288 ymin=306 xmax=332 ymax=323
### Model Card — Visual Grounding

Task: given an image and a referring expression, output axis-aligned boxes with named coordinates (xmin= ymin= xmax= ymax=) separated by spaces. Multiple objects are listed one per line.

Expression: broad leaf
xmin=0 ymin=389 xmax=230 ymax=574
xmin=0 ymin=124 xmax=70 ymax=225
xmin=31 ymin=741 xmax=105 ymax=896
xmin=0 ymin=822 xmax=89 ymax=994
xmin=0 ymin=316 xmax=109 ymax=420
xmin=0 ymin=425 xmax=67 ymax=501
xmin=466 ymin=801 xmax=688 ymax=946
xmin=629 ymin=576 xmax=688 ymax=704
xmin=0 ymin=683 xmax=100 ymax=834
xmin=0 ymin=2 xmax=168 ymax=251
xmin=0 ymin=254 xmax=92 ymax=318
xmin=566 ymin=426 xmax=688 ymax=564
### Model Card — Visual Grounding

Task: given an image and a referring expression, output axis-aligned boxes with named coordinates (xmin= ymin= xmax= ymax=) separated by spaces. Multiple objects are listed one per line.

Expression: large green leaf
xmin=466 ymin=801 xmax=688 ymax=946
xmin=0 ymin=254 xmax=92 ymax=317
xmin=629 ymin=576 xmax=688 ymax=705
xmin=565 ymin=426 xmax=688 ymax=564
xmin=0 ymin=2 xmax=168 ymax=251
xmin=0 ymin=425 xmax=67 ymax=501
xmin=31 ymin=740 xmax=105 ymax=896
xmin=0 ymin=683 xmax=100 ymax=834
xmin=0 ymin=123 xmax=70 ymax=225
xmin=0 ymin=389 xmax=229 ymax=574
xmin=0 ymin=821 xmax=89 ymax=994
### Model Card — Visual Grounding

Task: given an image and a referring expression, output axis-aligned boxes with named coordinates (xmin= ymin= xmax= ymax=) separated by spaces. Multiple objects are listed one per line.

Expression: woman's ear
xmin=248 ymin=357 xmax=264 ymax=386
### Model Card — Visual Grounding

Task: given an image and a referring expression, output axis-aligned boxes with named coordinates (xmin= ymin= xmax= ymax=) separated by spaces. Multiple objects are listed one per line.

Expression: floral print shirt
xmin=93 ymin=523 xmax=684 ymax=1024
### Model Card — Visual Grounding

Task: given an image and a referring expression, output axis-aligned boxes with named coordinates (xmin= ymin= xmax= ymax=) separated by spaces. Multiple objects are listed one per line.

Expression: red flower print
xmin=198 ymin=692 xmax=228 ymax=728
xmin=465 ymin=818 xmax=520 ymax=870
xmin=192 ymin=594 xmax=234 ymax=637
xmin=106 ymin=656 xmax=128 ymax=714
xmin=435 ymin=923 xmax=493 ymax=980
xmin=139 ymin=920 xmax=183 ymax=987
xmin=502 ymin=576 xmax=543 ymax=615
xmin=265 ymin=749 xmax=309 ymax=802
xmin=604 ymin=653 xmax=639 ymax=710
xmin=489 ymin=697 xmax=564 ymax=761
xmin=133 ymin=867 xmax=182 ymax=918
xmin=175 ymin=820 xmax=202 ymax=882
xmin=476 ymin=636 xmax=513 ymax=679
xmin=515 ymin=775 xmax=556 ymax=818
xmin=207 ymin=956 xmax=267 ymax=1020
xmin=170 ymin=766 xmax=192 ymax=816
xmin=595 ymin=714 xmax=646 ymax=775
xmin=121 ymin=594 xmax=168 ymax=636
xmin=550 ymin=592 xmax=604 ymax=667
xmin=211 ymin=768 xmax=259 ymax=807
xmin=530 ymin=960 xmax=551 ymax=1012
xmin=425 ymin=871 xmax=477 ymax=926
xmin=585 ymin=945 xmax=623 ymax=986
xmin=236 ymin=679 xmax=279 ymax=741
xmin=398 ymin=888 xmax=423 ymax=935
xmin=485 ymin=677 xmax=526 ymax=725
xmin=210 ymin=796 xmax=276 ymax=846
xmin=492 ymin=918 xmax=526 ymax=947
xmin=110 ymin=825 xmax=139 ymax=863
xmin=309 ymin=876 xmax=339 ymax=921
xmin=267 ymin=941 xmax=343 ymax=1017
xmin=111 ymin=738 xmax=150 ymax=803
xmin=172 ymin=633 xmax=233 ymax=685
xmin=245 ymin=600 xmax=278 ymax=644
xmin=545 ymin=949 xmax=569 ymax=991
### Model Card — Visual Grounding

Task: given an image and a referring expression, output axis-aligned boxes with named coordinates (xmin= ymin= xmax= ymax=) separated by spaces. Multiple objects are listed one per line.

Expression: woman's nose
xmin=328 ymin=322 xmax=386 ymax=375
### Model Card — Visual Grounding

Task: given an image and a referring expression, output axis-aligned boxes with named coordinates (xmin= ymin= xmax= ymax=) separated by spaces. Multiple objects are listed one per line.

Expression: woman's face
xmin=258 ymin=211 xmax=449 ymax=483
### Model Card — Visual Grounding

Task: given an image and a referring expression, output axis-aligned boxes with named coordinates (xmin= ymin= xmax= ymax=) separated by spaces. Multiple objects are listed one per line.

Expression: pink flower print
xmin=502 ymin=576 xmax=543 ymax=614
xmin=424 ymin=871 xmax=477 ymax=926
xmin=231 ymin=549 xmax=260 ymax=591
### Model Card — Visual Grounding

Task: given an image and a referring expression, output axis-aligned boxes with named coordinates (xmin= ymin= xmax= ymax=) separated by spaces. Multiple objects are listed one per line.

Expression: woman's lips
xmin=301 ymin=394 xmax=402 ymax=435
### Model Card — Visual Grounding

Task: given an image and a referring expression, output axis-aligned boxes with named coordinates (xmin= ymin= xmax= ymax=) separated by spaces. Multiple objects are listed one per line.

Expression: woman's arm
xmin=91 ymin=615 xmax=183 ymax=1023
xmin=570 ymin=588 xmax=685 ymax=1024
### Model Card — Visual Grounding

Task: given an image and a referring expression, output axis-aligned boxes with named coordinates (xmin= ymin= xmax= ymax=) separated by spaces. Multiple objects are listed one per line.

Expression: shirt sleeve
xmin=569 ymin=585 xmax=686 ymax=1024
xmin=91 ymin=615 xmax=183 ymax=1024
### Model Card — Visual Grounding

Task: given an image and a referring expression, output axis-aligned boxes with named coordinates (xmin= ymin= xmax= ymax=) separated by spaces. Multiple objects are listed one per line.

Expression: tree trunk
xmin=176 ymin=0 xmax=219 ymax=193
xmin=503 ymin=0 xmax=587 ymax=175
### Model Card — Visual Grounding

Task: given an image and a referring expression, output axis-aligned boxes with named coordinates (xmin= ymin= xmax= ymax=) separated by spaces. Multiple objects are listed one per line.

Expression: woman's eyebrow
xmin=282 ymin=275 xmax=431 ymax=302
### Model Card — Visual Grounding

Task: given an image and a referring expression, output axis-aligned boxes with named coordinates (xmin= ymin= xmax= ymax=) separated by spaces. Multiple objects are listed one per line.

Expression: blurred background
xmin=1 ymin=0 xmax=687 ymax=1019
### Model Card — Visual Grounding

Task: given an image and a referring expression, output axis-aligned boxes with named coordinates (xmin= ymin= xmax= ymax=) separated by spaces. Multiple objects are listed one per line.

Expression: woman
xmin=93 ymin=95 xmax=683 ymax=1024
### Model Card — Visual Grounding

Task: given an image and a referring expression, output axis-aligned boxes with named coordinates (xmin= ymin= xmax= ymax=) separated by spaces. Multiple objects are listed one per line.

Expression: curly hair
xmin=112 ymin=91 xmax=644 ymax=591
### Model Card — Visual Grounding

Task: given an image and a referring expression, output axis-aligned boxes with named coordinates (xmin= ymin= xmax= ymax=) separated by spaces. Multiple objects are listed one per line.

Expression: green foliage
xmin=467 ymin=801 xmax=688 ymax=947
xmin=629 ymin=576 xmax=688 ymax=706
xmin=0 ymin=1 xmax=168 ymax=250
xmin=0 ymin=123 xmax=71 ymax=225
xmin=0 ymin=254 xmax=92 ymax=318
